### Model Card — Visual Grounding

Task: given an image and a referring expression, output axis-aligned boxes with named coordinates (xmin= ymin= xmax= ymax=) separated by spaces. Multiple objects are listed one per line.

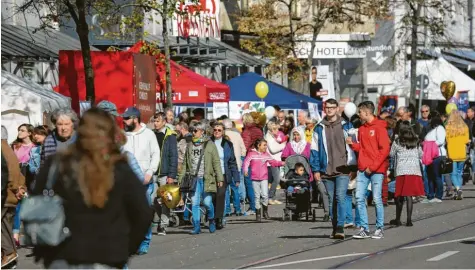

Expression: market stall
xmin=127 ymin=41 xmax=229 ymax=105
xmin=1 ymin=71 xmax=71 ymax=143
xmin=225 ymin=72 xmax=322 ymax=110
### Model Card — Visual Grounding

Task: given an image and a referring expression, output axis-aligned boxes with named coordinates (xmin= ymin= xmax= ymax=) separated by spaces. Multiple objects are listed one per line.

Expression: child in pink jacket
xmin=243 ymin=138 xmax=285 ymax=222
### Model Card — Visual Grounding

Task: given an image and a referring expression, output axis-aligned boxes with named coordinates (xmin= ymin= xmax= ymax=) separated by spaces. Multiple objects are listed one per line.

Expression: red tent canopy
xmin=128 ymin=41 xmax=229 ymax=104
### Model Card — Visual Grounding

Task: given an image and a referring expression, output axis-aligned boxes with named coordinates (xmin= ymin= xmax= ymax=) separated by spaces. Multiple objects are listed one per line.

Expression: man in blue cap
xmin=122 ymin=106 xmax=160 ymax=255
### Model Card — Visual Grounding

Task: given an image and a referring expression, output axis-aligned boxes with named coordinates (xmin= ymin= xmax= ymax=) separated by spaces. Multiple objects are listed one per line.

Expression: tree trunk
xmin=75 ymin=0 xmax=95 ymax=104
xmin=409 ymin=4 xmax=421 ymax=106
xmin=162 ymin=0 xmax=173 ymax=108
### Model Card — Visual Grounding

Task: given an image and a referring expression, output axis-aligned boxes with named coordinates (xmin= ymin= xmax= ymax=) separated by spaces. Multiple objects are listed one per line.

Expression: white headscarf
xmin=290 ymin=127 xmax=307 ymax=154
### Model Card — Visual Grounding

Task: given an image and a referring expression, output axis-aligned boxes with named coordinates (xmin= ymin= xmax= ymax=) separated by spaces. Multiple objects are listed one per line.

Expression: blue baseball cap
xmin=97 ymin=100 xmax=119 ymax=116
xmin=122 ymin=107 xmax=141 ymax=118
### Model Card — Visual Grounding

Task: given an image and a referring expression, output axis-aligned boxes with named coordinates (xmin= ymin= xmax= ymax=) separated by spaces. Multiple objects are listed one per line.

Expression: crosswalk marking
xmin=427 ymin=251 xmax=459 ymax=262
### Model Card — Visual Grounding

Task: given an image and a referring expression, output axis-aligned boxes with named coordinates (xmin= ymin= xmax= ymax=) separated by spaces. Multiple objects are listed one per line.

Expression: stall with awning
xmin=1 ymin=71 xmax=71 ymax=143
xmin=384 ymin=57 xmax=475 ymax=101
xmin=225 ymin=72 xmax=322 ymax=109
xmin=127 ymin=42 xmax=230 ymax=105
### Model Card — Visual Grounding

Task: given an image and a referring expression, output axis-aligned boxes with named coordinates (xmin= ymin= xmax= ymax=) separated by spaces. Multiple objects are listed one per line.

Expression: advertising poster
xmin=133 ymin=54 xmax=157 ymax=123
xmin=229 ymin=101 xmax=265 ymax=120
xmin=307 ymin=102 xmax=321 ymax=121
xmin=377 ymin=95 xmax=398 ymax=115
xmin=213 ymin=102 xmax=229 ymax=119
xmin=309 ymin=65 xmax=335 ymax=101
xmin=456 ymin=90 xmax=469 ymax=118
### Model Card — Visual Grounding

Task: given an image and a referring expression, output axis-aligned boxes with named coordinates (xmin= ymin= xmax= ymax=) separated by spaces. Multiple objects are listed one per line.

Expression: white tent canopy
xmin=382 ymin=57 xmax=475 ymax=101
xmin=1 ymin=72 xmax=71 ymax=143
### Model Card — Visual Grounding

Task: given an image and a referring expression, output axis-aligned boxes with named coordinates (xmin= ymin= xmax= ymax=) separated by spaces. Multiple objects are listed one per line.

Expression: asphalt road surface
xmin=16 ymin=182 xmax=475 ymax=269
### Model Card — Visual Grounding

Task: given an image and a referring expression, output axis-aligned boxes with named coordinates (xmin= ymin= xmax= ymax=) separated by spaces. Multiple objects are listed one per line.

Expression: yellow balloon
xmin=445 ymin=103 xmax=458 ymax=114
xmin=255 ymin=81 xmax=269 ymax=99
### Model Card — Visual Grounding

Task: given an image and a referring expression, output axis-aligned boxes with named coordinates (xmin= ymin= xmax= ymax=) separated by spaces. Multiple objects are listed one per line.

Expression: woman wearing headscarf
xmin=281 ymin=128 xmax=311 ymax=160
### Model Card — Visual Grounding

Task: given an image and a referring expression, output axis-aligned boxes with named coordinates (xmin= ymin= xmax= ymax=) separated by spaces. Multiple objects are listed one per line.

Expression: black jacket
xmin=154 ymin=127 xmax=178 ymax=179
xmin=32 ymin=156 xmax=153 ymax=268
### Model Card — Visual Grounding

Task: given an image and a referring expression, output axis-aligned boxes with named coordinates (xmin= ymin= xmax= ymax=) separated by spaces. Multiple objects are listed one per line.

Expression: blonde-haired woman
xmin=265 ymin=122 xmax=286 ymax=205
xmin=446 ymin=110 xmax=470 ymax=200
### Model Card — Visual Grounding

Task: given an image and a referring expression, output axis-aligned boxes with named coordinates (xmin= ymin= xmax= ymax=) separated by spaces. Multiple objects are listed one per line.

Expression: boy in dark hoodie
xmin=347 ymin=101 xmax=390 ymax=240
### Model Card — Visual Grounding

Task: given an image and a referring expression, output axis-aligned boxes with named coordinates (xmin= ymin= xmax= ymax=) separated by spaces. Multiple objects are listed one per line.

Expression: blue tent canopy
xmin=225 ymin=72 xmax=322 ymax=109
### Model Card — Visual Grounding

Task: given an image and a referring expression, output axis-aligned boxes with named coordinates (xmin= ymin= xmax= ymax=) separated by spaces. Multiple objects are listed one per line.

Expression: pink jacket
xmin=243 ymin=149 xmax=285 ymax=181
xmin=281 ymin=143 xmax=311 ymax=160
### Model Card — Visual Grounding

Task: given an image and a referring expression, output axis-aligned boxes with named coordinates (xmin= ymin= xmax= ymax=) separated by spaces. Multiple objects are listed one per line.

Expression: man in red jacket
xmin=346 ymin=101 xmax=390 ymax=240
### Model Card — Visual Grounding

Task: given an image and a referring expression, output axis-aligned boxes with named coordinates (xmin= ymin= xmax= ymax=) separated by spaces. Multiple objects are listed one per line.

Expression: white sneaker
xmin=371 ymin=228 xmax=384 ymax=239
xmin=429 ymin=198 xmax=443 ymax=203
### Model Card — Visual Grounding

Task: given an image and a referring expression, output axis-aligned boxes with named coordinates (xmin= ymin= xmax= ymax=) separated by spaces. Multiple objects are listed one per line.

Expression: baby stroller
xmin=462 ymin=157 xmax=472 ymax=186
xmin=280 ymin=155 xmax=316 ymax=222
xmin=154 ymin=185 xmax=207 ymax=228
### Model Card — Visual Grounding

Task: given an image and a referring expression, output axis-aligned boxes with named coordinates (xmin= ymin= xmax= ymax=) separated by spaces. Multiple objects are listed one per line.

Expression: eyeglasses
xmin=193 ymin=129 xmax=202 ymax=133
xmin=213 ymin=129 xmax=223 ymax=133
xmin=421 ymin=110 xmax=429 ymax=113
xmin=325 ymin=106 xmax=338 ymax=110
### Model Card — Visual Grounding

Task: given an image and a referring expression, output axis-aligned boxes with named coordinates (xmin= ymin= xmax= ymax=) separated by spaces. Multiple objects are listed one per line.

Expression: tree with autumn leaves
xmin=237 ymin=0 xmax=388 ymax=94
xmin=13 ymin=0 xmax=200 ymax=108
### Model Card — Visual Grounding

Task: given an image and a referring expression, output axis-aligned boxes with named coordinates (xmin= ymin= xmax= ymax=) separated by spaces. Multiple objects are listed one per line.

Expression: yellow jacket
xmin=446 ymin=127 xmax=469 ymax=162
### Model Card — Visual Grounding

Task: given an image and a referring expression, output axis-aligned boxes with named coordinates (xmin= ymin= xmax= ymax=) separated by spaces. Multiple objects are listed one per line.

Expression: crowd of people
xmin=1 ymin=98 xmax=472 ymax=268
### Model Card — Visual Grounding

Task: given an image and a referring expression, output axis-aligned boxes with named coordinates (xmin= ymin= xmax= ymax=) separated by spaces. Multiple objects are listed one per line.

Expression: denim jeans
xmin=244 ymin=167 xmax=256 ymax=211
xmin=238 ymin=173 xmax=246 ymax=202
xmin=428 ymin=156 xmax=444 ymax=200
xmin=225 ymin=180 xmax=242 ymax=214
xmin=191 ymin=178 xmax=215 ymax=227
xmin=268 ymin=167 xmax=280 ymax=199
xmin=13 ymin=202 xmax=21 ymax=234
xmin=355 ymin=172 xmax=384 ymax=231
xmin=323 ymin=175 xmax=349 ymax=228
xmin=422 ymin=165 xmax=429 ymax=197
xmin=252 ymin=180 xmax=269 ymax=209
xmin=140 ymin=182 xmax=154 ymax=248
xmin=471 ymin=149 xmax=475 ymax=172
xmin=345 ymin=190 xmax=361 ymax=226
xmin=451 ymin=161 xmax=464 ymax=189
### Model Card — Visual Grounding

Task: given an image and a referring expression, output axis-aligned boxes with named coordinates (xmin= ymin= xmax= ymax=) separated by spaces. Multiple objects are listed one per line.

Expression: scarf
xmin=192 ymin=135 xmax=208 ymax=146
xmin=290 ymin=128 xmax=307 ymax=154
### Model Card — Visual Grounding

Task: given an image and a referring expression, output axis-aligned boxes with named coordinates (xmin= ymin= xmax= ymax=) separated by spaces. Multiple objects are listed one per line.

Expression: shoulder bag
xmin=180 ymin=142 xmax=207 ymax=193
xmin=19 ymin=159 xmax=71 ymax=246
xmin=435 ymin=126 xmax=453 ymax=174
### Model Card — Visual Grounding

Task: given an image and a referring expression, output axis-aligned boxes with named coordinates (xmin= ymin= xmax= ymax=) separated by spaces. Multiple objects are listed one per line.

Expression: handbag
xmin=434 ymin=126 xmax=453 ymax=174
xmin=180 ymin=142 xmax=207 ymax=193
xmin=440 ymin=156 xmax=453 ymax=175
xmin=19 ymin=159 xmax=70 ymax=246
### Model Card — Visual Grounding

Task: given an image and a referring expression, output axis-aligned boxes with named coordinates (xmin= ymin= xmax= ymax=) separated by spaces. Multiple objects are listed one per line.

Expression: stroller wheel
xmin=288 ymin=210 xmax=293 ymax=221
xmin=282 ymin=210 xmax=287 ymax=222
xmin=170 ymin=215 xmax=181 ymax=227
xmin=312 ymin=209 xmax=316 ymax=222
xmin=306 ymin=211 xmax=309 ymax=221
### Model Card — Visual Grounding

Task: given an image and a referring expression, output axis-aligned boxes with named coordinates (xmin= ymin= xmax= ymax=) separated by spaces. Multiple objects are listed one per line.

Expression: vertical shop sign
xmin=133 ymin=54 xmax=157 ymax=123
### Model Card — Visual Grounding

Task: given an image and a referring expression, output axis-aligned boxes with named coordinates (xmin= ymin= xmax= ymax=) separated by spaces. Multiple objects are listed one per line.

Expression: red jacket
xmin=241 ymin=124 xmax=264 ymax=151
xmin=350 ymin=118 xmax=390 ymax=174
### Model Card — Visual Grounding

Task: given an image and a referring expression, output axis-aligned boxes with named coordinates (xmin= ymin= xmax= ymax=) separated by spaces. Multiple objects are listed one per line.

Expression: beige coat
xmin=225 ymin=129 xmax=246 ymax=170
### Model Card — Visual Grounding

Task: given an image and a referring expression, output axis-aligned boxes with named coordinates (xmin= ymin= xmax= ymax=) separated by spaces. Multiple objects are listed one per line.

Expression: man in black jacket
xmin=152 ymin=112 xmax=178 ymax=236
